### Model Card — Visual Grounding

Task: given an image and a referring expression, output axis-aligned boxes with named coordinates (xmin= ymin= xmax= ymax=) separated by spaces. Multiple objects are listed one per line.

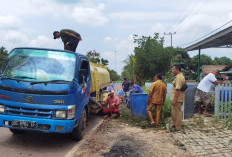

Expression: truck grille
xmin=5 ymin=105 xmax=53 ymax=119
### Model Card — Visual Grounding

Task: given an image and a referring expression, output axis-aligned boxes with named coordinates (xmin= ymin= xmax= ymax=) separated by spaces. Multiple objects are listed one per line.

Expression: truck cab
xmin=0 ymin=47 xmax=91 ymax=140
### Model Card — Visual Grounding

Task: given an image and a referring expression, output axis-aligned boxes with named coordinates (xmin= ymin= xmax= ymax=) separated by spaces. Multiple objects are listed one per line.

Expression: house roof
xmin=221 ymin=64 xmax=232 ymax=71
xmin=184 ymin=25 xmax=232 ymax=51
xmin=201 ymin=65 xmax=226 ymax=74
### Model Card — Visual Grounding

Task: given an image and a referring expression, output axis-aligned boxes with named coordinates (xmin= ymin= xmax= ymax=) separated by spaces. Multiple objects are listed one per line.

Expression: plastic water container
xmin=130 ymin=93 xmax=148 ymax=118
xmin=119 ymin=90 xmax=124 ymax=96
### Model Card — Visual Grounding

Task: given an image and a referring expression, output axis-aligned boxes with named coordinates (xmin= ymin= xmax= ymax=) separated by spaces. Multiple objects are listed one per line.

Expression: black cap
xmin=53 ymin=31 xmax=59 ymax=39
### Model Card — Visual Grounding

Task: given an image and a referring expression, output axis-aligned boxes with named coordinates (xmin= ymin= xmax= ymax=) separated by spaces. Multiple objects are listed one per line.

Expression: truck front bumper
xmin=0 ymin=114 xmax=76 ymax=133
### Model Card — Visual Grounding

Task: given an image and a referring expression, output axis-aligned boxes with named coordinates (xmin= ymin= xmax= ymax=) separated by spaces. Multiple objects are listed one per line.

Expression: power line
xmin=167 ymin=0 xmax=192 ymax=31
xmin=180 ymin=19 xmax=232 ymax=47
xmin=171 ymin=0 xmax=203 ymax=32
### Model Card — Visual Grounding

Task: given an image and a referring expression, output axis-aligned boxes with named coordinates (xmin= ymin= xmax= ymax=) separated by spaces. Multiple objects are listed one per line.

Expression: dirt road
xmin=73 ymin=118 xmax=190 ymax=157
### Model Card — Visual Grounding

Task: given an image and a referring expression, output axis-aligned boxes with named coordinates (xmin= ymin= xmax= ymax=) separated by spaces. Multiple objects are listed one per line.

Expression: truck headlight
xmin=67 ymin=105 xmax=75 ymax=119
xmin=55 ymin=110 xmax=66 ymax=119
xmin=0 ymin=105 xmax=5 ymax=113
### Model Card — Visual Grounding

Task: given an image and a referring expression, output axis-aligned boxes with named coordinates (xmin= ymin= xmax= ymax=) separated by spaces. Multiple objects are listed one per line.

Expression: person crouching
xmin=102 ymin=91 xmax=120 ymax=118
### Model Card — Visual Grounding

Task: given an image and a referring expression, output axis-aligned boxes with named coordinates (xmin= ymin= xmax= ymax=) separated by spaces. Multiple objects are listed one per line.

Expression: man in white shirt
xmin=195 ymin=69 xmax=222 ymax=115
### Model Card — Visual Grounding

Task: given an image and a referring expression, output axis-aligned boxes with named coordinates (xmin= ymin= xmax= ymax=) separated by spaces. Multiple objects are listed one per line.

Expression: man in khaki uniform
xmin=147 ymin=73 xmax=167 ymax=127
xmin=171 ymin=65 xmax=186 ymax=132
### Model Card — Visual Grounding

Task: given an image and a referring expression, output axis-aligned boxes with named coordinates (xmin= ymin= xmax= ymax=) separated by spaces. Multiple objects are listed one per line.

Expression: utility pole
xmin=114 ymin=50 xmax=116 ymax=71
xmin=164 ymin=32 xmax=176 ymax=47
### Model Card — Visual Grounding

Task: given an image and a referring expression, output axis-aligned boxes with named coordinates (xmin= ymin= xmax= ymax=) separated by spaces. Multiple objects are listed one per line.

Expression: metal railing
xmin=215 ymin=84 xmax=232 ymax=118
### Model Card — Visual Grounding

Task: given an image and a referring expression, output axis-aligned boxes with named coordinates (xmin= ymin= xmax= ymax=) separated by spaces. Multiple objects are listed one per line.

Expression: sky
xmin=1 ymin=0 xmax=232 ymax=74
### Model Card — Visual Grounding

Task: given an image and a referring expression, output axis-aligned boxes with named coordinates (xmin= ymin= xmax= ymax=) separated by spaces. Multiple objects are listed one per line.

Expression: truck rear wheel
xmin=71 ymin=109 xmax=87 ymax=141
xmin=9 ymin=128 xmax=25 ymax=134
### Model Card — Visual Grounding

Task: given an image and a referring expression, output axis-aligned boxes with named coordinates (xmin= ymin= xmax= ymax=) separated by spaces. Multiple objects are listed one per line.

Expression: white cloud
xmin=103 ymin=36 xmax=112 ymax=42
xmin=71 ymin=3 xmax=109 ymax=26
xmin=29 ymin=36 xmax=58 ymax=48
xmin=103 ymin=36 xmax=120 ymax=42
xmin=110 ymin=11 xmax=174 ymax=22
xmin=116 ymin=35 xmax=135 ymax=54
xmin=0 ymin=15 xmax=22 ymax=29
xmin=4 ymin=31 xmax=28 ymax=44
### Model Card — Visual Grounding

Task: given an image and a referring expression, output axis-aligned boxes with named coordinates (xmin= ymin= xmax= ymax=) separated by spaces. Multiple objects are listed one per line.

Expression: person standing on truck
xmin=147 ymin=73 xmax=167 ymax=127
xmin=195 ymin=69 xmax=223 ymax=116
xmin=102 ymin=91 xmax=120 ymax=118
xmin=130 ymin=82 xmax=143 ymax=93
xmin=53 ymin=29 xmax=82 ymax=52
xmin=171 ymin=65 xmax=186 ymax=132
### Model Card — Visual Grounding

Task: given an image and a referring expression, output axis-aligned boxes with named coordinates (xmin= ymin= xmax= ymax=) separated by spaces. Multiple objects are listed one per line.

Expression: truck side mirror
xmin=78 ymin=69 xmax=87 ymax=84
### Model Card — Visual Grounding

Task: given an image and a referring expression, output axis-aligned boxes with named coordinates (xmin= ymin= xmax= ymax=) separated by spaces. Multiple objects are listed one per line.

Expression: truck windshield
xmin=1 ymin=48 xmax=76 ymax=82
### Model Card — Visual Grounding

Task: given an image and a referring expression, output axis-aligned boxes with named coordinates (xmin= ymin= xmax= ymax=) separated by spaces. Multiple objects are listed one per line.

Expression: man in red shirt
xmin=102 ymin=91 xmax=120 ymax=118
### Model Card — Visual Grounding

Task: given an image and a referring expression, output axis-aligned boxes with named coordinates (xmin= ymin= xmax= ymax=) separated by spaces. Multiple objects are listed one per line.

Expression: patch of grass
xmin=224 ymin=116 xmax=232 ymax=130
xmin=141 ymin=85 xmax=149 ymax=94
xmin=212 ymin=115 xmax=219 ymax=126
xmin=196 ymin=116 xmax=204 ymax=128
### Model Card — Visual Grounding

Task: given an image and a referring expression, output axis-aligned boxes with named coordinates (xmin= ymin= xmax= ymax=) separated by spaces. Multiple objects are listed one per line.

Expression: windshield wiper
xmin=30 ymin=80 xmax=70 ymax=85
xmin=13 ymin=76 xmax=36 ymax=80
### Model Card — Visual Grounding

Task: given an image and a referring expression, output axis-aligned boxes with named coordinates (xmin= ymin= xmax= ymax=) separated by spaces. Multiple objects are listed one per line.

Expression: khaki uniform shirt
xmin=149 ymin=80 xmax=167 ymax=105
xmin=171 ymin=72 xmax=186 ymax=103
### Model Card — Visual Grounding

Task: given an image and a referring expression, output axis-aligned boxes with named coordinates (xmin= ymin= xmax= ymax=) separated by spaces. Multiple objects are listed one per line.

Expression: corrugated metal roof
xmin=184 ymin=26 xmax=232 ymax=51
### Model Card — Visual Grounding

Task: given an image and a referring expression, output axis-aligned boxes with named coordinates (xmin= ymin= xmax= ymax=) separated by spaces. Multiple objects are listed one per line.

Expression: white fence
xmin=215 ymin=84 xmax=232 ymax=118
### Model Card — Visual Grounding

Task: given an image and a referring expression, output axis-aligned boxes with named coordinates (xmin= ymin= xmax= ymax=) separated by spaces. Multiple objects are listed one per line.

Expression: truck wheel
xmin=9 ymin=128 xmax=25 ymax=134
xmin=71 ymin=109 xmax=87 ymax=141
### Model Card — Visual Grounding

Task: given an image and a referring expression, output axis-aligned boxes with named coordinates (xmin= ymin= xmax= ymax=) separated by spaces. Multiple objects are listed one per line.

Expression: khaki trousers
xmin=147 ymin=103 xmax=162 ymax=125
xmin=171 ymin=102 xmax=183 ymax=130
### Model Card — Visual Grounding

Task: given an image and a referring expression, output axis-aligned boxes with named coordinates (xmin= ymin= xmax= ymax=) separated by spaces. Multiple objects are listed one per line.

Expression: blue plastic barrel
xmin=119 ymin=90 xmax=124 ymax=96
xmin=130 ymin=93 xmax=148 ymax=118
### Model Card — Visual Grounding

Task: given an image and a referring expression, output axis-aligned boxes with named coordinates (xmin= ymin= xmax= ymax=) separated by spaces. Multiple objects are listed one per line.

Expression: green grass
xmin=141 ymin=85 xmax=149 ymax=94
xmin=224 ymin=116 xmax=232 ymax=129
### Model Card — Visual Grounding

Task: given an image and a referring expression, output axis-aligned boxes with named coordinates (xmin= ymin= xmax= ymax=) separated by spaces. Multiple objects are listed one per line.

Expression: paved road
xmin=0 ymin=114 xmax=102 ymax=157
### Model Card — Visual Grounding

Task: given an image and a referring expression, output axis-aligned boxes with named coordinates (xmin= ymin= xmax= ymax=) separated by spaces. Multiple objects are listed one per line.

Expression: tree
xmin=86 ymin=50 xmax=118 ymax=80
xmin=86 ymin=50 xmax=109 ymax=66
xmin=0 ymin=46 xmax=8 ymax=67
xmin=86 ymin=50 xmax=100 ymax=63
xmin=100 ymin=58 xmax=109 ymax=66
xmin=108 ymin=69 xmax=120 ymax=81
xmin=121 ymin=55 xmax=136 ymax=82
xmin=213 ymin=57 xmax=232 ymax=65
xmin=133 ymin=33 xmax=172 ymax=84
xmin=189 ymin=54 xmax=212 ymax=73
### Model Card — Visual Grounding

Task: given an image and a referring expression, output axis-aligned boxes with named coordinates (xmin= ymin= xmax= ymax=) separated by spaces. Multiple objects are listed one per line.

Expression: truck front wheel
xmin=71 ymin=109 xmax=87 ymax=141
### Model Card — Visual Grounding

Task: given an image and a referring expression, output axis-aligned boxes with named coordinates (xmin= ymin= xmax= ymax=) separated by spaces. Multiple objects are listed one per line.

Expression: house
xmin=220 ymin=64 xmax=232 ymax=80
xmin=200 ymin=65 xmax=226 ymax=80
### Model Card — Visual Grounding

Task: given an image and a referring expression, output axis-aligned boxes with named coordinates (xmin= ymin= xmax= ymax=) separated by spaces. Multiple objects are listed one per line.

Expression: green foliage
xmin=121 ymin=55 xmax=136 ymax=82
xmin=189 ymin=54 xmax=212 ymax=73
xmin=224 ymin=116 xmax=232 ymax=129
xmin=86 ymin=50 xmax=108 ymax=66
xmin=0 ymin=46 xmax=8 ymax=67
xmin=100 ymin=58 xmax=108 ymax=66
xmin=133 ymin=33 xmax=172 ymax=84
xmin=86 ymin=50 xmax=120 ymax=81
xmin=141 ymin=85 xmax=149 ymax=94
xmin=213 ymin=56 xmax=232 ymax=65
xmin=108 ymin=68 xmax=120 ymax=81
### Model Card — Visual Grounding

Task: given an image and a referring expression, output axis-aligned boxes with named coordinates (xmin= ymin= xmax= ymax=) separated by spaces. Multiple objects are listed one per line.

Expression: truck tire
xmin=9 ymin=128 xmax=25 ymax=134
xmin=71 ymin=108 xmax=87 ymax=141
